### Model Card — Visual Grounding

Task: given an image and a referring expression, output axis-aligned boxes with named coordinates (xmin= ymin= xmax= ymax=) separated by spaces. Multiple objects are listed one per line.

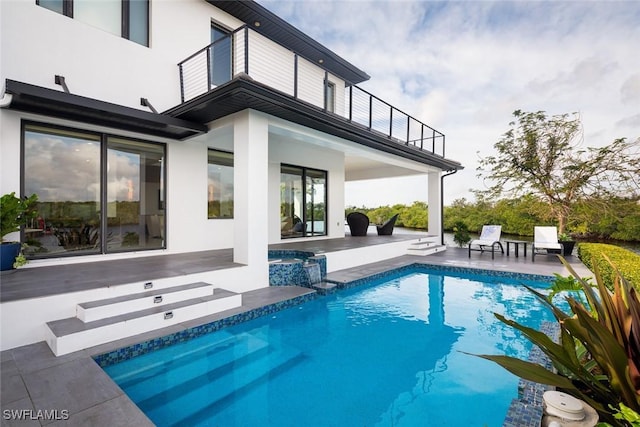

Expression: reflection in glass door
xmin=107 ymin=138 xmax=165 ymax=252
xmin=24 ymin=125 xmax=102 ymax=256
xmin=280 ymin=165 xmax=326 ymax=239
xmin=306 ymin=169 xmax=326 ymax=236
xmin=22 ymin=123 xmax=166 ymax=259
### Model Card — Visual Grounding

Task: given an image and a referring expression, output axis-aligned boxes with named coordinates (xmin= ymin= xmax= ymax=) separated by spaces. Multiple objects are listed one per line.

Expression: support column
xmin=427 ymin=171 xmax=441 ymax=238
xmin=233 ymin=110 xmax=269 ymax=275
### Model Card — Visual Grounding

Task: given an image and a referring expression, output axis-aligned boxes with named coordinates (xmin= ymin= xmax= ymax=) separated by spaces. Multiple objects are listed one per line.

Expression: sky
xmin=261 ymin=0 xmax=640 ymax=207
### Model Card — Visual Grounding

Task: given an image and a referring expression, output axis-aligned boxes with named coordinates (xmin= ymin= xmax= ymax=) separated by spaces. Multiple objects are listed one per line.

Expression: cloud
xmin=621 ymin=73 xmax=640 ymax=105
xmin=262 ymin=0 xmax=640 ymax=205
xmin=616 ymin=114 xmax=640 ymax=128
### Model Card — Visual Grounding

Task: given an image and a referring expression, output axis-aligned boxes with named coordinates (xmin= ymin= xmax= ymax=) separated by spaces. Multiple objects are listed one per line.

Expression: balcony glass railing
xmin=178 ymin=26 xmax=445 ymax=157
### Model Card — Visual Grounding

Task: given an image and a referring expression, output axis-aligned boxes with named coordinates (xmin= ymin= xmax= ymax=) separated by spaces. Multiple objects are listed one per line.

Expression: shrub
xmin=578 ymin=243 xmax=640 ymax=291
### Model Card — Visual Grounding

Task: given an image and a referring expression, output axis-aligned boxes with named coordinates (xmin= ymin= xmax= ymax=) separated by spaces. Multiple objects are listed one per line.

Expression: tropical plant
xmin=558 ymin=232 xmax=573 ymax=241
xmin=546 ymin=273 xmax=591 ymax=303
xmin=603 ymin=403 xmax=640 ymax=427
xmin=1 ymin=192 xmax=39 ymax=242
xmin=471 ymin=256 xmax=640 ymax=426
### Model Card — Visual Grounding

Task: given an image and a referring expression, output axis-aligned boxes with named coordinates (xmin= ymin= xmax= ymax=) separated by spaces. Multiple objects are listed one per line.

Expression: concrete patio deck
xmin=1 ymin=246 xmax=590 ymax=426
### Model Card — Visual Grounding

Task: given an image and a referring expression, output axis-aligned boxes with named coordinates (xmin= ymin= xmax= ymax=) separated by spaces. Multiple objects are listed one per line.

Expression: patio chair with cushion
xmin=347 ymin=212 xmax=369 ymax=236
xmin=532 ymin=226 xmax=564 ymax=262
xmin=376 ymin=214 xmax=399 ymax=236
xmin=468 ymin=225 xmax=504 ymax=259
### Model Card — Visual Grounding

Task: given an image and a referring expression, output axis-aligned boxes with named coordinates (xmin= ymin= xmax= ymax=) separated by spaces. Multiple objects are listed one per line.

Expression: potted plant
xmin=558 ymin=232 xmax=576 ymax=256
xmin=1 ymin=192 xmax=38 ymax=271
xmin=452 ymin=221 xmax=472 ymax=247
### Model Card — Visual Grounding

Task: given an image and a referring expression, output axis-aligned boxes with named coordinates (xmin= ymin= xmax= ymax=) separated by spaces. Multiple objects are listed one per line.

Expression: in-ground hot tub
xmin=268 ymin=250 xmax=326 ymax=287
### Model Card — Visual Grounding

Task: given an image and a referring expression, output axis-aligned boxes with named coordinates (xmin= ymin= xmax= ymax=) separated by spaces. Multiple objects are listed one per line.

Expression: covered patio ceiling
xmin=208 ymin=116 xmax=447 ymax=183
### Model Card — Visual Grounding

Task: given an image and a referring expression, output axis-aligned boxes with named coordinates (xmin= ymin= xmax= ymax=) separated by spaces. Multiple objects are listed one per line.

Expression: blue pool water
xmin=104 ymin=269 xmax=555 ymax=426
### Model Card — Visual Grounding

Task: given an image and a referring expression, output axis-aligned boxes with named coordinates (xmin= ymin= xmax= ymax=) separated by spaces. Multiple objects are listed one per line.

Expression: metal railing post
xmin=179 ymin=64 xmax=185 ymax=103
xmin=420 ymin=125 xmax=424 ymax=150
xmin=368 ymin=94 xmax=372 ymax=129
xmin=389 ymin=108 xmax=393 ymax=138
xmin=206 ymin=47 xmax=212 ymax=89
xmin=348 ymin=86 xmax=353 ymax=122
xmin=323 ymin=71 xmax=328 ymax=111
xmin=244 ymin=26 xmax=249 ymax=75
xmin=294 ymin=54 xmax=298 ymax=98
xmin=406 ymin=117 xmax=410 ymax=145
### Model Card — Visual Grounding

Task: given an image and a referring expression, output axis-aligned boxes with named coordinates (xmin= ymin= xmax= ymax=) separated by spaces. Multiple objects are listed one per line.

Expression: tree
xmin=476 ymin=110 xmax=640 ymax=233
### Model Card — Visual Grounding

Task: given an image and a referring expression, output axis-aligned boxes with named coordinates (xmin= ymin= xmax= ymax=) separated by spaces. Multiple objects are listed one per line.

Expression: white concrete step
xmin=407 ymin=244 xmax=447 ymax=256
xmin=77 ymin=282 xmax=215 ymax=322
xmin=408 ymin=241 xmax=436 ymax=250
xmin=45 ymin=288 xmax=242 ymax=356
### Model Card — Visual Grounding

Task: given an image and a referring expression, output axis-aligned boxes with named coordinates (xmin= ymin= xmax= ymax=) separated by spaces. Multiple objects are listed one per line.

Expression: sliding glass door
xmin=24 ymin=125 xmax=102 ymax=256
xmin=107 ymin=138 xmax=165 ymax=252
xmin=280 ymin=165 xmax=326 ymax=239
xmin=23 ymin=123 xmax=165 ymax=258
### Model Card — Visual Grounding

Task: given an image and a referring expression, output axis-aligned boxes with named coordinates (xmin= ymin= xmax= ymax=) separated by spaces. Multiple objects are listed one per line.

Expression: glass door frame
xmin=280 ymin=164 xmax=327 ymax=239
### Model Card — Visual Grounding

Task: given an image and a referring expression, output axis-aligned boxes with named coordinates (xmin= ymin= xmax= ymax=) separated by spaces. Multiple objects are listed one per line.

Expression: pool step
xmin=123 ymin=334 xmax=302 ymax=425
xmin=45 ymin=286 xmax=242 ymax=356
xmin=112 ymin=332 xmax=270 ymax=395
xmin=407 ymin=238 xmax=447 ymax=256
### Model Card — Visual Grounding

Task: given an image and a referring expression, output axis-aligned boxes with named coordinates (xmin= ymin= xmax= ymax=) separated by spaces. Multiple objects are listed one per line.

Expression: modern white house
xmin=0 ymin=0 xmax=462 ymax=354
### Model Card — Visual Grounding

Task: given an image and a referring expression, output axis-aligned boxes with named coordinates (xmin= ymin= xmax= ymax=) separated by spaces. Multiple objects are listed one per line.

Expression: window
xmin=210 ymin=24 xmax=232 ymax=87
xmin=22 ymin=123 xmax=165 ymax=258
xmin=207 ymin=150 xmax=234 ymax=219
xmin=325 ymin=81 xmax=336 ymax=113
xmin=36 ymin=0 xmax=149 ymax=47
xmin=280 ymin=165 xmax=326 ymax=239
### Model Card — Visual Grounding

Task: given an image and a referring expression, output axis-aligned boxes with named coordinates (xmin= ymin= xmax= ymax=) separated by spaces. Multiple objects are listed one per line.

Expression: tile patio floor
xmin=1 ymin=245 xmax=590 ymax=426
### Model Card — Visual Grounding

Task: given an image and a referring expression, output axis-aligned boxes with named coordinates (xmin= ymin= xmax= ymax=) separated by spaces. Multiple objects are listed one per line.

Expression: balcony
xmin=173 ymin=26 xmax=453 ymax=166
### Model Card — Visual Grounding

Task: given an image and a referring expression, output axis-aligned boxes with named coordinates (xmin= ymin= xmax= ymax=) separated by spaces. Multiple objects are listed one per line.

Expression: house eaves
xmin=165 ymin=75 xmax=463 ymax=172
xmin=208 ymin=0 xmax=370 ymax=86
xmin=3 ymin=79 xmax=208 ymax=140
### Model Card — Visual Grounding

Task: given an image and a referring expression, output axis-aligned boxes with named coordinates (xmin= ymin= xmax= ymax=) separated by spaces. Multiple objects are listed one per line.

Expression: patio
xmin=0 ymin=233 xmax=423 ymax=303
xmin=0 ymin=242 xmax=591 ymax=426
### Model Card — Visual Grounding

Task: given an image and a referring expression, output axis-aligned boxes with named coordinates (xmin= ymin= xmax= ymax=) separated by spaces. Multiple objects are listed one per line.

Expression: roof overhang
xmin=2 ymin=79 xmax=208 ymax=140
xmin=208 ymin=0 xmax=370 ymax=85
xmin=165 ymin=75 xmax=463 ymax=172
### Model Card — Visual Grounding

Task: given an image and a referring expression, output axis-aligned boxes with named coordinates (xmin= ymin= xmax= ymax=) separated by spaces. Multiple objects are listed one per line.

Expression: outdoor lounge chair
xmin=532 ymin=226 xmax=564 ymax=262
xmin=468 ymin=225 xmax=504 ymax=259
xmin=376 ymin=214 xmax=399 ymax=236
xmin=347 ymin=212 xmax=369 ymax=236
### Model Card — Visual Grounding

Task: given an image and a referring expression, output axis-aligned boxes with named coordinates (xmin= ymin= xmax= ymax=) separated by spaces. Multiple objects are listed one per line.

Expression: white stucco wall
xmin=0 ymin=0 xmax=242 ymax=111
xmin=267 ymin=132 xmax=346 ymax=243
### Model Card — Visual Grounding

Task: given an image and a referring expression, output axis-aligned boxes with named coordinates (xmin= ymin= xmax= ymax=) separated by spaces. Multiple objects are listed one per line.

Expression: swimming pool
xmin=102 ymin=267 xmax=555 ymax=426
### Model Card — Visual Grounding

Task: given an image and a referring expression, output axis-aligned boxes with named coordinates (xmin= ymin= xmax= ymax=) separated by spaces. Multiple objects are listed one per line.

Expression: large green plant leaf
xmin=566 ymin=303 xmax=640 ymax=412
xmin=473 ymin=354 xmax=576 ymax=388
xmin=471 ymin=353 xmax=606 ymax=413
